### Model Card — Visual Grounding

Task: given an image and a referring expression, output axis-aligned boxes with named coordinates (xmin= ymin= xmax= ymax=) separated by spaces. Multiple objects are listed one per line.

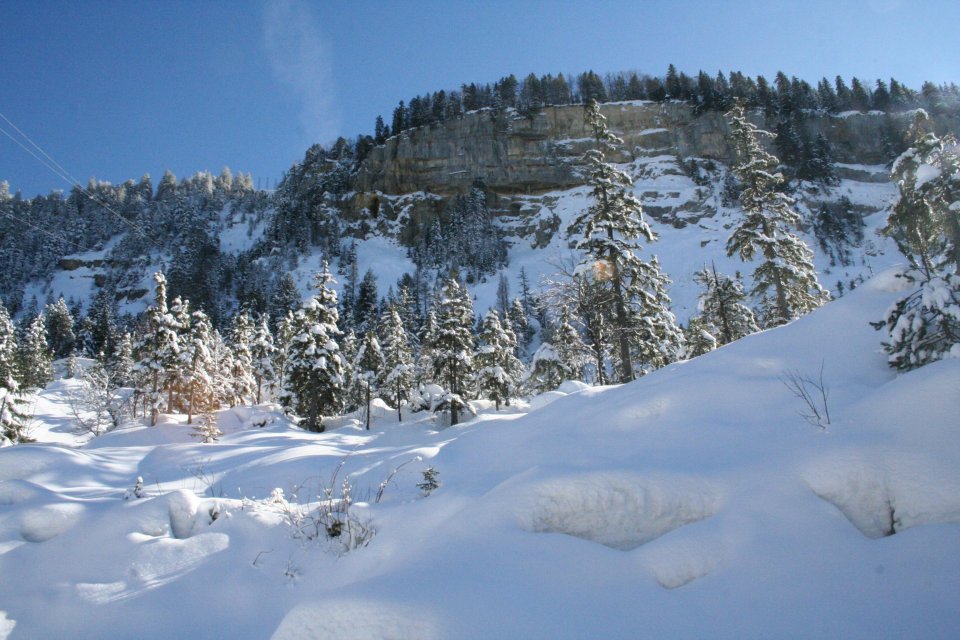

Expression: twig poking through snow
xmin=780 ymin=360 xmax=831 ymax=430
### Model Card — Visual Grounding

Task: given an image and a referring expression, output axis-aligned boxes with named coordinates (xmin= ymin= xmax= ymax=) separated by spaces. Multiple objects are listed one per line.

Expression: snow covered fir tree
xmin=875 ymin=110 xmax=960 ymax=369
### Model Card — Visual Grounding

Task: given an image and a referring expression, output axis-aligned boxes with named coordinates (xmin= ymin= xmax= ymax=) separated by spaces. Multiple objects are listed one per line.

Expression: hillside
xmin=1 ymin=100 xmax=925 ymax=332
xmin=1 ymin=267 xmax=958 ymax=638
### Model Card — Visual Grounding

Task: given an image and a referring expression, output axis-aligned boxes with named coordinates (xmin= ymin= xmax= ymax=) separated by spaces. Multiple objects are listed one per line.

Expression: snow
xmin=1 ymin=268 xmax=959 ymax=637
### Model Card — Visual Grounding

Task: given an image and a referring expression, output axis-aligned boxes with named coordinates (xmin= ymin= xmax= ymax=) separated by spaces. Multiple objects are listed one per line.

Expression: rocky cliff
xmin=353 ymin=101 xmax=919 ymax=198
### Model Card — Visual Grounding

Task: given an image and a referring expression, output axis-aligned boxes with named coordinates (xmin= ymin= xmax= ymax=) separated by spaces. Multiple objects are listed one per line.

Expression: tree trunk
xmin=396 ymin=381 xmax=402 ymax=422
xmin=609 ymin=236 xmax=634 ymax=383
xmin=365 ymin=382 xmax=371 ymax=430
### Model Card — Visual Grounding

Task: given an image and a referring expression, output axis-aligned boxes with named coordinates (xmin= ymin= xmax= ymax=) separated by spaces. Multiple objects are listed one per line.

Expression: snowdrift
xmin=1 ymin=268 xmax=959 ymax=639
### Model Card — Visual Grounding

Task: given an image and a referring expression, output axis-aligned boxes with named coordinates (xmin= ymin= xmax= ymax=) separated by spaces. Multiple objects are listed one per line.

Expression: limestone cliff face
xmin=353 ymin=102 xmax=915 ymax=198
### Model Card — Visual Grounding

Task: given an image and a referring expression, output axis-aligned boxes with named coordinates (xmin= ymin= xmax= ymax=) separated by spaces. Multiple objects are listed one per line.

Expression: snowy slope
xmin=2 ymin=267 xmax=959 ymax=639
xmin=22 ymin=153 xmax=898 ymax=335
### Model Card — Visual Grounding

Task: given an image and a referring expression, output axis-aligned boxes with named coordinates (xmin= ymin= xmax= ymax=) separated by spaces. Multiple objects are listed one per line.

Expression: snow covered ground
xmin=2 ymin=266 xmax=959 ymax=639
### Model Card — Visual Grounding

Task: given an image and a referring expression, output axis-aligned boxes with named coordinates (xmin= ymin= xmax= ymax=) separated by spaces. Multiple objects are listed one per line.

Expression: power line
xmin=0 ymin=111 xmax=150 ymax=239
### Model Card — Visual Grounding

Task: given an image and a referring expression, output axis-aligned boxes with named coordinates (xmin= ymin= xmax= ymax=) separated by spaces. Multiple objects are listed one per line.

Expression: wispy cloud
xmin=263 ymin=0 xmax=340 ymax=146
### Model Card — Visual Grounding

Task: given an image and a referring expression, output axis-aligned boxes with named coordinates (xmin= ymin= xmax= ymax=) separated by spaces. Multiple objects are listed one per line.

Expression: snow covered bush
xmin=68 ymin=359 xmax=131 ymax=436
xmin=406 ymin=383 xmax=475 ymax=426
xmin=875 ymin=272 xmax=960 ymax=370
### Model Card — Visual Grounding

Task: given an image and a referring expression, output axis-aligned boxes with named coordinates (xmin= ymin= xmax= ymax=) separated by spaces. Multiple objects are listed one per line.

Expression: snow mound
xmin=128 ymin=533 xmax=230 ymax=589
xmin=638 ymin=531 xmax=724 ymax=589
xmin=130 ymin=489 xmax=221 ymax=539
xmin=165 ymin=489 xmax=200 ymax=539
xmin=19 ymin=503 xmax=85 ymax=542
xmin=0 ymin=479 xmax=51 ymax=505
xmin=517 ymin=473 xmax=720 ymax=550
xmin=805 ymin=450 xmax=960 ymax=539
xmin=270 ymin=599 xmax=439 ymax=640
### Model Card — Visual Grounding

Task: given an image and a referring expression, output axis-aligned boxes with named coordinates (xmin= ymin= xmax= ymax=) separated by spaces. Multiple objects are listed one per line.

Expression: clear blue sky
xmin=1 ymin=0 xmax=957 ymax=198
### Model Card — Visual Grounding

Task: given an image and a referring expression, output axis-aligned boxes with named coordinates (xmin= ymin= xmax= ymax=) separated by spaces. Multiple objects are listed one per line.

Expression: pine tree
xmin=228 ymin=311 xmax=257 ymax=407
xmin=251 ymin=314 xmax=276 ymax=404
xmin=568 ymin=99 xmax=682 ymax=381
xmin=280 ymin=263 xmax=345 ymax=431
xmin=0 ymin=301 xmax=31 ymax=444
xmin=354 ymin=330 xmax=384 ymax=430
xmin=44 ymin=297 xmax=75 ymax=358
xmin=272 ymin=311 xmax=296 ymax=396
xmin=431 ymin=279 xmax=475 ymax=425
xmin=508 ymin=298 xmax=532 ymax=356
xmin=134 ymin=272 xmax=180 ymax=425
xmin=166 ymin=296 xmax=192 ymax=413
xmin=179 ymin=309 xmax=216 ymax=424
xmin=552 ymin=308 xmax=589 ymax=381
xmin=524 ymin=342 xmax=568 ymax=394
xmin=416 ymin=309 xmax=439 ymax=386
xmin=379 ymin=305 xmax=414 ymax=421
xmin=354 ymin=269 xmax=380 ymax=334
xmin=208 ymin=330 xmax=235 ymax=408
xmin=684 ymin=316 xmax=718 ymax=358
xmin=18 ymin=313 xmax=53 ymax=390
xmin=630 ymin=256 xmax=686 ymax=373
xmin=692 ymin=265 xmax=760 ymax=346
xmin=475 ymin=310 xmax=524 ymax=410
xmin=110 ymin=332 xmax=135 ymax=387
xmin=876 ymin=111 xmax=960 ymax=370
xmin=270 ymin=273 xmax=301 ymax=327
xmin=85 ymin=288 xmax=119 ymax=359
xmin=724 ymin=102 xmax=829 ymax=328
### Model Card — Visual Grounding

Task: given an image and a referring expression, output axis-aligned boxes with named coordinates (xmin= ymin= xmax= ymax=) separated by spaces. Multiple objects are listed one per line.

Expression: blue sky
xmin=1 ymin=0 xmax=957 ymax=198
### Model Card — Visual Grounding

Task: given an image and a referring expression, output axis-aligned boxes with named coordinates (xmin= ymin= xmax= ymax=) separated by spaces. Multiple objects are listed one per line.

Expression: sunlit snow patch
xmin=517 ymin=472 xmax=720 ymax=550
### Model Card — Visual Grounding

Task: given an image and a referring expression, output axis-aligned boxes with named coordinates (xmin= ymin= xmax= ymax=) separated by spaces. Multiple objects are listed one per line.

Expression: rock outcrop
xmin=353 ymin=102 xmax=919 ymax=198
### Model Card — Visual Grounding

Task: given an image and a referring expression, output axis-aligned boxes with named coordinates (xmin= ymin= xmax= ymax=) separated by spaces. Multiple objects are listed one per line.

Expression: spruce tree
xmin=85 ymin=288 xmax=119 ymax=359
xmin=354 ymin=269 xmax=380 ymax=334
xmin=692 ymin=265 xmax=760 ymax=346
xmin=18 ymin=313 xmax=53 ymax=390
xmin=475 ymin=310 xmax=524 ymax=410
xmin=568 ymin=99 xmax=682 ymax=381
xmin=725 ymin=102 xmax=829 ymax=327
xmin=416 ymin=309 xmax=439 ymax=386
xmin=0 ymin=302 xmax=31 ymax=444
xmin=272 ymin=311 xmax=296 ymax=396
xmin=134 ymin=272 xmax=180 ymax=425
xmin=251 ymin=314 xmax=276 ymax=404
xmin=228 ymin=311 xmax=257 ymax=407
xmin=379 ymin=305 xmax=414 ymax=421
xmin=684 ymin=316 xmax=718 ymax=358
xmin=354 ymin=330 xmax=384 ymax=430
xmin=552 ymin=308 xmax=589 ymax=381
xmin=110 ymin=332 xmax=135 ymax=388
xmin=208 ymin=329 xmax=235 ymax=408
xmin=280 ymin=263 xmax=345 ymax=431
xmin=432 ymin=279 xmax=475 ymax=425
xmin=179 ymin=309 xmax=216 ymax=424
xmin=876 ymin=111 xmax=960 ymax=370
xmin=44 ymin=297 xmax=76 ymax=358
xmin=166 ymin=296 xmax=192 ymax=413
xmin=525 ymin=343 xmax=568 ymax=394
